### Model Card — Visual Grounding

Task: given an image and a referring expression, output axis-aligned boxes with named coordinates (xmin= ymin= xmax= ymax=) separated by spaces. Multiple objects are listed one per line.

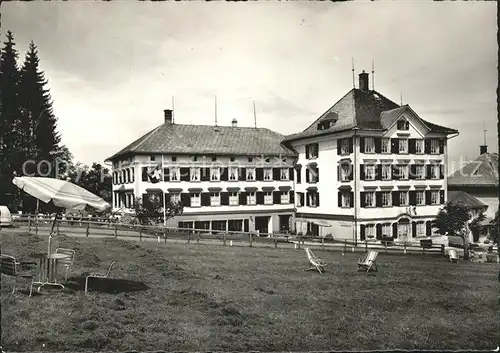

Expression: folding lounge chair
xmin=85 ymin=261 xmax=115 ymax=294
xmin=1 ymin=254 xmax=41 ymax=297
xmin=448 ymin=249 xmax=459 ymax=263
xmin=357 ymin=250 xmax=378 ymax=272
xmin=304 ymin=248 xmax=326 ymax=273
xmin=55 ymin=248 xmax=76 ymax=282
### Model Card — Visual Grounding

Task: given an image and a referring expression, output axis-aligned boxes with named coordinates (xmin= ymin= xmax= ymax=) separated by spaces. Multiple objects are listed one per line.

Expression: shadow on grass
xmin=64 ymin=276 xmax=149 ymax=294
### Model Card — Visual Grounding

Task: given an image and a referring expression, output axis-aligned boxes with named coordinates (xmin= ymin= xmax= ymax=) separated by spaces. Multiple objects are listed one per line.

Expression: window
xmin=430 ymin=190 xmax=440 ymax=205
xmin=248 ymin=157 xmax=253 ymax=162
xmin=191 ymin=193 xmax=201 ymax=207
xmin=211 ymin=167 xmax=220 ymax=181
xmin=190 ymin=168 xmax=200 ymax=181
xmin=365 ymin=165 xmax=376 ymax=180
xmin=229 ymin=192 xmax=239 ymax=206
xmin=416 ymin=191 xmax=425 ymax=205
xmin=341 ymin=139 xmax=350 ymax=155
xmin=247 ymin=192 xmax=256 ymax=205
xmin=210 ymin=192 xmax=220 ymax=206
xmin=364 ymin=192 xmax=375 ymax=207
xmin=229 ymin=167 xmax=238 ymax=181
xmin=399 ymin=139 xmax=408 ymax=153
xmin=309 ymin=166 xmax=319 ymax=183
xmin=306 ymin=143 xmax=318 ymax=159
xmin=340 ymin=164 xmax=351 ymax=181
xmin=364 ymin=137 xmax=375 ymax=153
xmin=341 ymin=192 xmax=351 ymax=208
xmin=264 ymin=192 xmax=273 ymax=205
xmin=366 ymin=224 xmax=375 ymax=239
xmin=381 ymin=191 xmax=392 ymax=207
xmin=398 ymin=222 xmax=409 ymax=237
xmin=119 ymin=171 xmax=123 ymax=184
xmin=398 ymin=165 xmax=409 ymax=180
xmin=415 ymin=139 xmax=424 ymax=154
xmin=280 ymin=191 xmax=289 ymax=204
xmin=170 ymin=167 xmax=179 ymax=181
xmin=280 ymin=168 xmax=289 ymax=180
xmin=246 ymin=168 xmax=255 ymax=181
xmin=381 ymin=138 xmax=390 ymax=153
xmin=264 ymin=168 xmax=272 ymax=181
xmin=382 ymin=223 xmax=391 ymax=238
xmin=382 ymin=164 xmax=391 ymax=180
xmin=296 ymin=192 xmax=304 ymax=207
xmin=397 ymin=119 xmax=409 ymax=130
xmin=431 ymin=164 xmax=440 ymax=179
xmin=430 ymin=140 xmax=440 ymax=154
xmin=415 ymin=164 xmax=425 ymax=179
xmin=150 ymin=155 xmax=156 ymax=161
xmin=399 ymin=191 xmax=409 ymax=206
xmin=417 ymin=222 xmax=426 ymax=237
xmin=308 ymin=192 xmax=318 ymax=207
xmin=171 ymin=156 xmax=177 ymax=162
xmin=171 ymin=193 xmax=181 ymax=204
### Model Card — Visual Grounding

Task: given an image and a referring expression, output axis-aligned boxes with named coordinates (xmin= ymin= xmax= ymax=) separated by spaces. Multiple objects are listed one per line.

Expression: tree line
xmin=0 ymin=30 xmax=111 ymax=213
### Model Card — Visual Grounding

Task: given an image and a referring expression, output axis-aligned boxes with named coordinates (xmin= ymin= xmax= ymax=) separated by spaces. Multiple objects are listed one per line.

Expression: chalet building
xmin=281 ymin=71 xmax=459 ymax=243
xmin=448 ymin=145 xmax=498 ymax=219
xmin=105 ymin=110 xmax=297 ymax=234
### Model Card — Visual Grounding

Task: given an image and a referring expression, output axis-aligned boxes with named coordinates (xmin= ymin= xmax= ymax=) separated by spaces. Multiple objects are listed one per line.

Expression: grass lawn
xmin=1 ymin=230 xmax=498 ymax=351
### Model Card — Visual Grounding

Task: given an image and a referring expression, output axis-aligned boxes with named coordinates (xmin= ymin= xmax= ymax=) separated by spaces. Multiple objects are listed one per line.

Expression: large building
xmin=281 ymin=71 xmax=458 ymax=243
xmin=105 ymin=110 xmax=297 ymax=234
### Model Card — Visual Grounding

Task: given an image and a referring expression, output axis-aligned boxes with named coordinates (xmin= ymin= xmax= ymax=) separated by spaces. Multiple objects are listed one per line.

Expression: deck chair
xmin=85 ymin=261 xmax=115 ymax=294
xmin=1 ymin=254 xmax=41 ymax=297
xmin=55 ymin=248 xmax=76 ymax=282
xmin=357 ymin=250 xmax=379 ymax=272
xmin=304 ymin=248 xmax=326 ymax=273
xmin=448 ymin=249 xmax=459 ymax=263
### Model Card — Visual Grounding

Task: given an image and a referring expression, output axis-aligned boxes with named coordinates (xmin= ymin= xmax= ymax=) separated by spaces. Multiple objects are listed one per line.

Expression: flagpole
xmin=162 ymin=154 xmax=166 ymax=226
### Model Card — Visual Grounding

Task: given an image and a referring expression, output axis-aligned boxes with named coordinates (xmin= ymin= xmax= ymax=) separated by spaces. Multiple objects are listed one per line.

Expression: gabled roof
xmin=448 ymin=152 xmax=499 ymax=188
xmin=447 ymin=190 xmax=488 ymax=210
xmin=106 ymin=123 xmax=297 ymax=161
xmin=282 ymin=88 xmax=458 ymax=143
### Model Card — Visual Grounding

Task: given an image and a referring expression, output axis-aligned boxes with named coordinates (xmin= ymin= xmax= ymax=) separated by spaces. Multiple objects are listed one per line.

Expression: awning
xmin=146 ymin=188 xmax=163 ymax=193
xmin=117 ymin=186 xmax=134 ymax=192
xmin=278 ymin=186 xmax=291 ymax=191
xmin=208 ymin=187 xmax=223 ymax=192
xmin=338 ymin=185 xmax=352 ymax=190
xmin=379 ymin=185 xmax=394 ymax=190
xmin=227 ymin=187 xmax=241 ymax=192
xmin=188 ymin=187 xmax=203 ymax=192
xmin=245 ymin=187 xmax=258 ymax=192
xmin=339 ymin=157 xmax=352 ymax=163
xmin=314 ymin=220 xmax=332 ymax=227
xmin=306 ymin=186 xmax=318 ymax=192
xmin=397 ymin=185 xmax=411 ymax=190
xmin=413 ymin=184 xmax=427 ymax=189
xmin=363 ymin=186 xmax=377 ymax=190
xmin=167 ymin=188 xmax=183 ymax=192
xmin=262 ymin=186 xmax=275 ymax=191
xmin=307 ymin=161 xmax=317 ymax=166
xmin=428 ymin=184 xmax=442 ymax=189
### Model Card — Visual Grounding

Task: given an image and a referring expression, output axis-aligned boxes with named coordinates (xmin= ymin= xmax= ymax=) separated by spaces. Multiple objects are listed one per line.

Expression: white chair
xmin=55 ymin=248 xmax=76 ymax=282
xmin=448 ymin=249 xmax=459 ymax=263
xmin=85 ymin=261 xmax=115 ymax=294
xmin=357 ymin=251 xmax=379 ymax=272
xmin=304 ymin=248 xmax=326 ymax=273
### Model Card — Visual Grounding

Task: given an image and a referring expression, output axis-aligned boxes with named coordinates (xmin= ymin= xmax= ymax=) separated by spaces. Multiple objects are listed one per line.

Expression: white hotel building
xmin=106 ymin=71 xmax=458 ymax=242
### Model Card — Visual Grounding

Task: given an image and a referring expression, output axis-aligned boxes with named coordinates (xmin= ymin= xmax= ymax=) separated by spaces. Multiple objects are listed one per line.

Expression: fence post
xmin=56 ymin=222 xmax=60 ymax=236
xmin=139 ymin=227 xmax=143 ymax=241
xmin=384 ymin=241 xmax=388 ymax=253
xmin=114 ymin=225 xmax=118 ymax=239
xmin=35 ymin=217 xmax=39 ymax=235
xmin=86 ymin=222 xmax=90 ymax=237
xmin=164 ymin=229 xmax=167 ymax=243
xmin=321 ymin=237 xmax=325 ymax=249
xmin=197 ymin=231 xmax=200 ymax=244
xmin=187 ymin=230 xmax=191 ymax=244
xmin=365 ymin=239 xmax=368 ymax=252
xmin=274 ymin=238 xmax=278 ymax=248
xmin=249 ymin=232 xmax=253 ymax=247
xmin=28 ymin=216 xmax=31 ymax=232
xmin=223 ymin=232 xmax=227 ymax=246
xmin=422 ymin=244 xmax=426 ymax=255
xmin=441 ymin=244 xmax=445 ymax=256
xmin=404 ymin=242 xmax=407 ymax=255
xmin=344 ymin=239 xmax=347 ymax=253
xmin=298 ymin=234 xmax=301 ymax=249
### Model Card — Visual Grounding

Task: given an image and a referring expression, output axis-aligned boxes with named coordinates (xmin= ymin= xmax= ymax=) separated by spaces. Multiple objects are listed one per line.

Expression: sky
xmin=2 ymin=1 xmax=497 ymax=172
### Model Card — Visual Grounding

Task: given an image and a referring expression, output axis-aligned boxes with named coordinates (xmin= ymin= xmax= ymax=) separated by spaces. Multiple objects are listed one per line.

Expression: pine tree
xmin=19 ymin=41 xmax=61 ymax=177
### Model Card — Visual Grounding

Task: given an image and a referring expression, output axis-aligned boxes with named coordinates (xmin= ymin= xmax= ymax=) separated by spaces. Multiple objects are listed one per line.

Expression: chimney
xmin=231 ymin=118 xmax=238 ymax=128
xmin=164 ymin=109 xmax=173 ymax=124
xmin=359 ymin=70 xmax=369 ymax=91
xmin=480 ymin=145 xmax=488 ymax=155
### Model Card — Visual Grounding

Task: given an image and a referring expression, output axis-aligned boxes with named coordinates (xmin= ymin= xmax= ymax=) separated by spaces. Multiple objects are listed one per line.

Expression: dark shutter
xmin=142 ymin=194 xmax=150 ymax=208
xmin=244 ymin=219 xmax=250 ymax=232
xmin=439 ymin=139 xmax=445 ymax=154
xmin=165 ymin=193 xmax=172 ymax=205
xmin=350 ymin=192 xmax=354 ymax=207
xmin=337 ymin=165 xmax=341 ymax=182
xmin=256 ymin=168 xmax=264 ymax=181
xmin=316 ymin=167 xmax=319 ymax=182
xmin=300 ymin=193 xmax=305 ymax=207
xmin=221 ymin=192 xmax=229 ymax=205
xmin=305 ymin=168 xmax=310 ymax=183
xmin=273 ymin=191 xmax=280 ymax=204
xmin=412 ymin=221 xmax=417 ymax=238
xmin=239 ymin=192 xmax=247 ymax=205
xmin=201 ymin=193 xmax=210 ymax=206
xmin=180 ymin=167 xmax=190 ymax=181
xmin=375 ymin=192 xmax=382 ymax=207
xmin=426 ymin=221 xmax=432 ymax=236
xmin=360 ymin=192 xmax=366 ymax=207
xmin=305 ymin=145 xmax=310 ymax=159
xmin=220 ymin=168 xmax=228 ymax=181
xmin=425 ymin=190 xmax=431 ymax=205
xmin=306 ymin=192 xmax=310 ymax=206
xmin=409 ymin=164 xmax=416 ymax=180
xmin=238 ymin=167 xmax=246 ymax=181
xmin=289 ymin=191 xmax=295 ymax=204
xmin=360 ymin=225 xmax=366 ymax=241
xmin=289 ymin=168 xmax=294 ymax=181
xmin=360 ymin=164 xmax=365 ymax=180
xmin=337 ymin=139 xmax=342 ymax=155
xmin=360 ymin=137 xmax=365 ymax=153
xmin=440 ymin=165 xmax=444 ymax=179
xmin=316 ymin=193 xmax=320 ymax=207
xmin=338 ymin=192 xmax=342 ymax=207
xmin=256 ymin=192 xmax=264 ymax=205
xmin=392 ymin=223 xmax=398 ymax=239
xmin=296 ymin=167 xmax=302 ymax=184
xmin=163 ymin=168 xmax=170 ymax=181
xmin=181 ymin=193 xmax=191 ymax=207
xmin=440 ymin=190 xmax=445 ymax=204
xmin=426 ymin=165 xmax=432 ymax=180
xmin=200 ymin=168 xmax=209 ymax=181
xmin=391 ymin=138 xmax=399 ymax=154
xmin=374 ymin=138 xmax=381 ymax=153
xmin=375 ymin=164 xmax=382 ymax=180
xmin=424 ymin=139 xmax=431 ymax=154
xmin=408 ymin=139 xmax=416 ymax=154
xmin=392 ymin=191 xmax=400 ymax=206
xmin=348 ymin=138 xmax=354 ymax=153
xmin=142 ymin=167 xmax=148 ymax=182
xmin=349 ymin=164 xmax=354 ymax=181
xmin=376 ymin=224 xmax=382 ymax=240
xmin=392 ymin=165 xmax=400 ymax=180
xmin=409 ymin=191 xmax=416 ymax=206
xmin=272 ymin=168 xmax=280 ymax=181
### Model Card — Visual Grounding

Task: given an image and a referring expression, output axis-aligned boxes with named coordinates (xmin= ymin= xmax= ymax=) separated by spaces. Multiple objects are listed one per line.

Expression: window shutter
xmin=316 ymin=167 xmax=319 ymax=182
xmin=306 ymin=192 xmax=310 ymax=206
xmin=375 ymin=164 xmax=382 ymax=180
xmin=349 ymin=164 xmax=354 ymax=181
xmin=392 ymin=191 xmax=400 ymax=206
xmin=305 ymin=145 xmax=310 ymax=159
xmin=142 ymin=167 xmax=148 ymax=182
xmin=221 ymin=192 xmax=229 ymax=205
xmin=409 ymin=191 xmax=416 ymax=206
xmin=142 ymin=194 xmax=150 ymax=208
xmin=409 ymin=164 xmax=416 ymax=180
xmin=163 ymin=168 xmax=170 ymax=182
xmin=306 ymin=168 xmax=310 ymax=183
xmin=408 ymin=139 xmax=416 ymax=154
xmin=375 ymin=192 xmax=382 ymax=207
xmin=426 ymin=165 xmax=432 ymax=180
xmin=337 ymin=139 xmax=342 ymax=155
xmin=412 ymin=221 xmax=417 ymax=238
xmin=440 ymin=190 xmax=445 ymax=204
xmin=239 ymin=192 xmax=247 ymax=205
xmin=350 ymin=192 xmax=354 ymax=207
xmin=315 ymin=143 xmax=319 ymax=157
xmin=392 ymin=165 xmax=400 ymax=181
xmin=360 ymin=164 xmax=365 ymax=180
xmin=256 ymin=192 xmax=264 ymax=205
xmin=244 ymin=219 xmax=250 ymax=232
xmin=201 ymin=193 xmax=210 ymax=206
xmin=289 ymin=167 xmax=294 ymax=181
xmin=360 ymin=192 xmax=366 ymax=207
xmin=360 ymin=137 xmax=365 ymax=153
xmin=440 ymin=165 xmax=444 ymax=179
xmin=391 ymin=138 xmax=399 ymax=154
xmin=272 ymin=168 xmax=280 ymax=181
xmin=300 ymin=193 xmax=305 ymax=207
xmin=426 ymin=221 xmax=432 ymax=236
xmin=316 ymin=193 xmax=320 ymax=207
xmin=376 ymin=224 xmax=382 ymax=240
xmin=180 ymin=167 xmax=190 ymax=181
xmin=181 ymin=193 xmax=191 ymax=207
xmin=220 ymin=168 xmax=228 ymax=181
xmin=392 ymin=223 xmax=398 ymax=239
xmin=338 ymin=192 xmax=342 ymax=207
xmin=425 ymin=190 xmax=431 ymax=205
xmin=374 ymin=138 xmax=381 ymax=153
xmin=337 ymin=165 xmax=341 ymax=182
xmin=273 ymin=191 xmax=280 ymax=204
xmin=164 ymin=193 xmax=171 ymax=205
xmin=256 ymin=168 xmax=264 ymax=181
xmin=349 ymin=138 xmax=354 ymax=153
xmin=289 ymin=191 xmax=295 ymax=204
xmin=360 ymin=225 xmax=366 ymax=241
xmin=439 ymin=139 xmax=445 ymax=154
xmin=238 ymin=168 xmax=246 ymax=181
xmin=424 ymin=139 xmax=431 ymax=154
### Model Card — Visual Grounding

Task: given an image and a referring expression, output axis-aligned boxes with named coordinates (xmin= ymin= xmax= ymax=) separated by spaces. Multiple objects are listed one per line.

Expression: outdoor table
xmin=29 ymin=252 xmax=71 ymax=290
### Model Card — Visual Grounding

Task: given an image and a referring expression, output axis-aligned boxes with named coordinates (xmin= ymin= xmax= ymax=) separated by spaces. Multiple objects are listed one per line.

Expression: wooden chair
xmin=55 ymin=248 xmax=76 ymax=282
xmin=1 ymin=254 xmax=41 ymax=297
xmin=357 ymin=250 xmax=379 ymax=272
xmin=448 ymin=249 xmax=459 ymax=263
xmin=304 ymin=248 xmax=326 ymax=273
xmin=85 ymin=261 xmax=115 ymax=294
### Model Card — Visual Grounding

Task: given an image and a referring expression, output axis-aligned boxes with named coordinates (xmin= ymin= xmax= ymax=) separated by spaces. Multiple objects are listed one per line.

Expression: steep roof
xmin=106 ymin=123 xmax=297 ymax=161
xmin=447 ymin=190 xmax=488 ymax=210
xmin=448 ymin=152 xmax=499 ymax=188
xmin=282 ymin=88 xmax=458 ymax=143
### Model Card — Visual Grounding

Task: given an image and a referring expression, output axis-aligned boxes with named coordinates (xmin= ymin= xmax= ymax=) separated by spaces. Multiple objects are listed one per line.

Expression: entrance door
xmin=255 ymin=216 xmax=269 ymax=235
xmin=398 ymin=218 xmax=411 ymax=241
xmin=279 ymin=215 xmax=291 ymax=233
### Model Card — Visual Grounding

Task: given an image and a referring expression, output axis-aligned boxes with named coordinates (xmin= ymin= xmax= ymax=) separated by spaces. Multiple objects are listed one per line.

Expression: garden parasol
xmin=12 ymin=176 xmax=110 ymax=255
